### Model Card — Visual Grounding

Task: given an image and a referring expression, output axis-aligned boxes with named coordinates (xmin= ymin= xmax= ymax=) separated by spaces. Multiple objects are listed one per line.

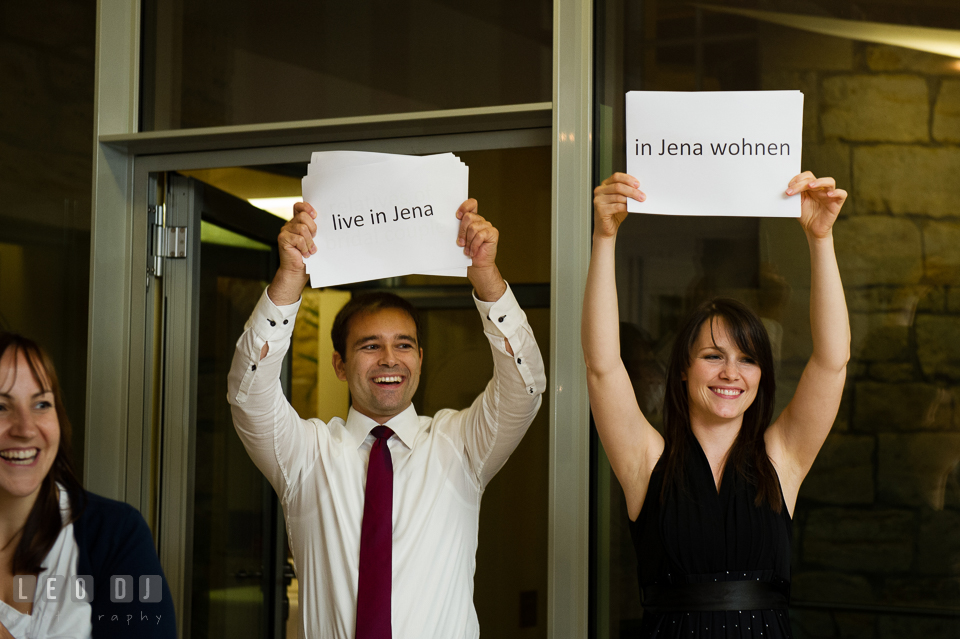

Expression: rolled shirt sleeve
xmin=462 ymin=283 xmax=548 ymax=488
xmin=227 ymin=288 xmax=313 ymax=499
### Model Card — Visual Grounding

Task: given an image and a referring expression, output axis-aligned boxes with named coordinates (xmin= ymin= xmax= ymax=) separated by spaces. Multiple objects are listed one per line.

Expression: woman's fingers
xmin=786 ymin=171 xmax=815 ymax=191
xmin=786 ymin=171 xmax=846 ymax=196
xmin=601 ymin=172 xmax=640 ymax=188
xmin=595 ymin=181 xmax=645 ymax=202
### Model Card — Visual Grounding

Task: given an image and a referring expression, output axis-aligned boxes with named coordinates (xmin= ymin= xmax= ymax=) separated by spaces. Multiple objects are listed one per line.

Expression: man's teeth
xmin=374 ymin=376 xmax=403 ymax=384
xmin=713 ymin=388 xmax=742 ymax=397
xmin=0 ymin=449 xmax=38 ymax=463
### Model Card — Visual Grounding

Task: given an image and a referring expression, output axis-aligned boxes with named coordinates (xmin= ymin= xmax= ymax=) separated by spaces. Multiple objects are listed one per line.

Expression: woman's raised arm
xmin=583 ymin=173 xmax=665 ymax=520
xmin=767 ymin=172 xmax=851 ymax=512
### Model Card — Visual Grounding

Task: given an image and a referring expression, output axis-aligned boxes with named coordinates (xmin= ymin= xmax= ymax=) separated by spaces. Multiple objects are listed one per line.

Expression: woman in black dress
xmin=582 ymin=172 xmax=849 ymax=638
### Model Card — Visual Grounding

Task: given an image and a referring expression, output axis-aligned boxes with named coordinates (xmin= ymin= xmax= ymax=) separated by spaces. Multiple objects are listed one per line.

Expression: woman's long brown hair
xmin=0 ymin=333 xmax=86 ymax=574
xmin=659 ymin=299 xmax=782 ymax=512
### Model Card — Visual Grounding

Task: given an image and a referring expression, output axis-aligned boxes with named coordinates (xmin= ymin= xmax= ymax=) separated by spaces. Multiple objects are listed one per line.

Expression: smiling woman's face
xmin=0 ymin=348 xmax=60 ymax=504
xmin=682 ymin=317 xmax=762 ymax=428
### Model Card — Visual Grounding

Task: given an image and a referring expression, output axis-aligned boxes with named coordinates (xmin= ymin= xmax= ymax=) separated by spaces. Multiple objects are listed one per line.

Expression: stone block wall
xmin=761 ymin=24 xmax=960 ymax=637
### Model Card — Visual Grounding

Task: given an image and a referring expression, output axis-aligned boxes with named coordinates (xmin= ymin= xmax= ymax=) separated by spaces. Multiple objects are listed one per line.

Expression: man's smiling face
xmin=333 ymin=307 xmax=423 ymax=423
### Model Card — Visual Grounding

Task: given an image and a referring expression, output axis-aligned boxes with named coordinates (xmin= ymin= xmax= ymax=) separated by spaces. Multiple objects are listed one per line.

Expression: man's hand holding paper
xmin=268 ymin=201 xmax=317 ymax=306
xmin=300 ymin=152 xmax=472 ymax=288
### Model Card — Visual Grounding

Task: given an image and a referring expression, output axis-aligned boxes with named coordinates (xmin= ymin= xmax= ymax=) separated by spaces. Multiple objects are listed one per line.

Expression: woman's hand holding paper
xmin=592 ymin=173 xmax=645 ymax=239
xmin=786 ymin=172 xmax=847 ymax=240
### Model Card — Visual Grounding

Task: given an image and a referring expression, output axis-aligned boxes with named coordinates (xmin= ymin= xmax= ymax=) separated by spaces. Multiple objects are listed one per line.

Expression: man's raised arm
xmin=454 ymin=200 xmax=547 ymax=487
xmin=227 ymin=203 xmax=320 ymax=498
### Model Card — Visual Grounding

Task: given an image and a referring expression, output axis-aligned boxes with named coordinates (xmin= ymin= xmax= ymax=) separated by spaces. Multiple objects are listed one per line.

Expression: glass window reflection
xmin=594 ymin=1 xmax=960 ymax=636
xmin=141 ymin=0 xmax=552 ymax=131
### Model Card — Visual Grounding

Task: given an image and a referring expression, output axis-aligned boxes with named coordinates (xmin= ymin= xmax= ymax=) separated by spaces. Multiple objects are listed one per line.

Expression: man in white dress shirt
xmin=227 ymin=198 xmax=546 ymax=638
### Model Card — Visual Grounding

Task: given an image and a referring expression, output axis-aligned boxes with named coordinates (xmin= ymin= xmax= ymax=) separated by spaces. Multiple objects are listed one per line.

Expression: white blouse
xmin=0 ymin=490 xmax=92 ymax=639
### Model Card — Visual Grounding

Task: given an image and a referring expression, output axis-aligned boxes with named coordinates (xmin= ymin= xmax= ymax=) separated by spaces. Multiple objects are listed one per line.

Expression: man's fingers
xmin=292 ymin=224 xmax=315 ymax=253
xmin=279 ymin=223 xmax=315 ymax=256
xmin=458 ymin=210 xmax=486 ymax=247
xmin=456 ymin=198 xmax=478 ymax=220
xmin=280 ymin=231 xmax=311 ymax=257
xmin=460 ymin=217 xmax=497 ymax=256
xmin=457 ymin=209 xmax=478 ymax=246
xmin=281 ymin=203 xmax=319 ymax=256
xmin=466 ymin=224 xmax=496 ymax=257
xmin=462 ymin=219 xmax=481 ymax=254
xmin=293 ymin=201 xmax=317 ymax=219
xmin=456 ymin=206 xmax=500 ymax=257
xmin=290 ymin=210 xmax=317 ymax=236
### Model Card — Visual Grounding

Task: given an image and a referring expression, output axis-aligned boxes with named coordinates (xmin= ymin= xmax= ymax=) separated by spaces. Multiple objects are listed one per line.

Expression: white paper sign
xmin=301 ymin=152 xmax=471 ymax=288
xmin=626 ymin=91 xmax=803 ymax=217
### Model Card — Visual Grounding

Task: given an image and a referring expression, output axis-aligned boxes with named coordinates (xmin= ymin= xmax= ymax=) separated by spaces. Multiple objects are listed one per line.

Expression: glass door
xmin=169 ymin=145 xmax=554 ymax=638
xmin=156 ymin=174 xmax=291 ymax=638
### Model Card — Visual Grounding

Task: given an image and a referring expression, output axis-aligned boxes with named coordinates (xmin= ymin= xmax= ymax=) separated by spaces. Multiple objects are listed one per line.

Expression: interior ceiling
xmin=653 ymin=0 xmax=960 ymax=30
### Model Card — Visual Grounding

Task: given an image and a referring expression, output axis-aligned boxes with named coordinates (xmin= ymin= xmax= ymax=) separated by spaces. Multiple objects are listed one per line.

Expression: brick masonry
xmin=762 ymin=33 xmax=960 ymax=637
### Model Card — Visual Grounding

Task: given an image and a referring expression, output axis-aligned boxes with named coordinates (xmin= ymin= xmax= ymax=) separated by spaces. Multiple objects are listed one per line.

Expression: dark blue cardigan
xmin=72 ymin=492 xmax=177 ymax=639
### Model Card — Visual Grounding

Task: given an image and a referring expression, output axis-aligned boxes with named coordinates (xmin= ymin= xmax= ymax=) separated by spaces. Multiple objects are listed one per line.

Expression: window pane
xmin=0 ymin=3 xmax=94 ymax=478
xmin=182 ymin=143 xmax=551 ymax=636
xmin=141 ymin=0 xmax=552 ymax=131
xmin=594 ymin=0 xmax=960 ymax=636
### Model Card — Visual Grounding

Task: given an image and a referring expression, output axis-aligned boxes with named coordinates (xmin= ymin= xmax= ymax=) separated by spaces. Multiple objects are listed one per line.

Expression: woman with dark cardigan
xmin=0 ymin=333 xmax=176 ymax=638
xmin=582 ymin=172 xmax=850 ymax=637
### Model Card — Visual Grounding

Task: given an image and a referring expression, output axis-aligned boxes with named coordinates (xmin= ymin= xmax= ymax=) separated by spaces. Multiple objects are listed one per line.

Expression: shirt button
xmin=269 ymin=320 xmax=276 ymax=327
xmin=283 ymin=319 xmax=288 ymax=325
xmin=498 ymin=315 xmax=506 ymax=323
xmin=517 ymin=358 xmax=522 ymax=364
xmin=251 ymin=364 xmax=257 ymax=371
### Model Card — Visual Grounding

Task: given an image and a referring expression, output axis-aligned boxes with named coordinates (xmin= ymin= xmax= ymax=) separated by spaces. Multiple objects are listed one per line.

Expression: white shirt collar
xmin=344 ymin=403 xmax=420 ymax=450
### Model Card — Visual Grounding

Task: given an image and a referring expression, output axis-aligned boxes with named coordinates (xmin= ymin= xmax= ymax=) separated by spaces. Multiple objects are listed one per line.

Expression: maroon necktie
xmin=356 ymin=426 xmax=394 ymax=639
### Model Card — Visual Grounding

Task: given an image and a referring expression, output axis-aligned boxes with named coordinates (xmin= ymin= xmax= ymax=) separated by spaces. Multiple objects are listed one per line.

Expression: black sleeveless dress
xmin=629 ymin=436 xmax=793 ymax=638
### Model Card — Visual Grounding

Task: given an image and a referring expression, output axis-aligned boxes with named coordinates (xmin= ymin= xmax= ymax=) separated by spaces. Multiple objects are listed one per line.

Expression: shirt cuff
xmin=243 ymin=287 xmax=302 ymax=343
xmin=474 ymin=282 xmax=526 ymax=341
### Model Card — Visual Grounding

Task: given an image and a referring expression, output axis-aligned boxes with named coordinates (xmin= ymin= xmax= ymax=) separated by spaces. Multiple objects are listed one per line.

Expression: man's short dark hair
xmin=331 ymin=292 xmax=422 ymax=360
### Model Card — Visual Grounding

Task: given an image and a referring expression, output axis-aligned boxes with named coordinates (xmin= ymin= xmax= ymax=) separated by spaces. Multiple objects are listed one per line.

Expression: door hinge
xmin=156 ymin=225 xmax=188 ymax=258
xmin=148 ymin=204 xmax=187 ymax=280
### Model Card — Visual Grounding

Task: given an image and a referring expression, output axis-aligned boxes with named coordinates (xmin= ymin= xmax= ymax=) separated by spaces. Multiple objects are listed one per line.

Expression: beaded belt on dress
xmin=641 ymin=580 xmax=790 ymax=613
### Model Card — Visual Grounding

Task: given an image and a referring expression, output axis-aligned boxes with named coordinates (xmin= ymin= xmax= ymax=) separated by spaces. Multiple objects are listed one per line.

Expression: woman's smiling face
xmin=682 ymin=317 xmax=762 ymax=428
xmin=0 ymin=347 xmax=60 ymax=504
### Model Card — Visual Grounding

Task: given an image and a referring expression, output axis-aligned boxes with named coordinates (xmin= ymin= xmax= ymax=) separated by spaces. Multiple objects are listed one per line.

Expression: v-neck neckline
xmin=690 ymin=433 xmax=732 ymax=497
